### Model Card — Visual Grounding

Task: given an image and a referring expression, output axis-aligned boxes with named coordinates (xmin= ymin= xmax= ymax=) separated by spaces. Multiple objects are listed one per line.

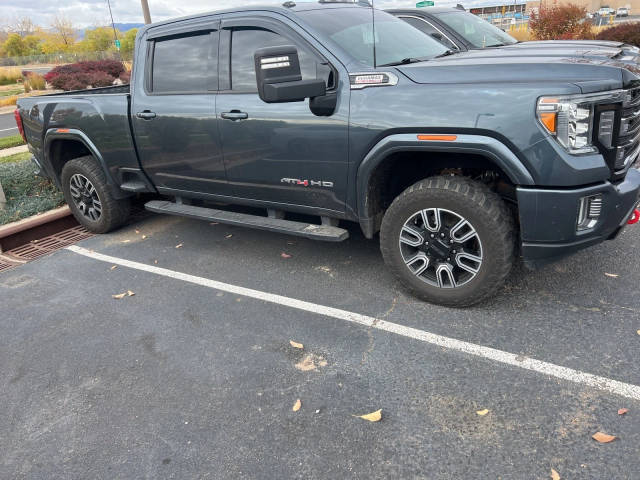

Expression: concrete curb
xmin=0 ymin=145 xmax=28 ymax=158
xmin=0 ymin=205 xmax=70 ymax=241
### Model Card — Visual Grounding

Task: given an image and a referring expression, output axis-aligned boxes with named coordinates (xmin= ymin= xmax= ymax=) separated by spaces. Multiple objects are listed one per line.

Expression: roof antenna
xmin=371 ymin=0 xmax=377 ymax=68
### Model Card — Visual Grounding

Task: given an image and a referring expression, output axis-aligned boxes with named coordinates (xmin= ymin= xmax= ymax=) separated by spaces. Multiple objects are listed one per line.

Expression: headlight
xmin=536 ymin=91 xmax=625 ymax=155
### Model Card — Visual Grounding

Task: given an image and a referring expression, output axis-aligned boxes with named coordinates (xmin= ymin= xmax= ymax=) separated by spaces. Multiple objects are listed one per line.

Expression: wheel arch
xmin=356 ymin=133 xmax=534 ymax=238
xmin=44 ymin=128 xmax=128 ymax=199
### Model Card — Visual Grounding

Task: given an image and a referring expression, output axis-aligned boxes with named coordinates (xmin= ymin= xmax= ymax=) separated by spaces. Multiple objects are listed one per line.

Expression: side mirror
xmin=254 ymin=45 xmax=326 ymax=103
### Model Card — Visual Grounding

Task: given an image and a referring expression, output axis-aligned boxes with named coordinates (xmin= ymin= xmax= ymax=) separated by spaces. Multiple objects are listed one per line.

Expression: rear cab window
xmin=147 ymin=26 xmax=218 ymax=93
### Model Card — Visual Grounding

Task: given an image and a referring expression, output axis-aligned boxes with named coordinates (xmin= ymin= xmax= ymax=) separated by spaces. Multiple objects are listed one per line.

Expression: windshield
xmin=298 ymin=8 xmax=448 ymax=67
xmin=435 ymin=11 xmax=517 ymax=48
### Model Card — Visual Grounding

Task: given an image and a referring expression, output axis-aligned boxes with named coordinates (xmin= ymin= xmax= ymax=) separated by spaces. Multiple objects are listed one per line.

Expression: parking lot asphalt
xmin=1 ymin=209 xmax=640 ymax=479
xmin=0 ymin=112 xmax=18 ymax=138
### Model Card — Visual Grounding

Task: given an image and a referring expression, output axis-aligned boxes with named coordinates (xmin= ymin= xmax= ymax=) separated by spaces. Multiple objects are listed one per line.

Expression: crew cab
xmin=388 ymin=7 xmax=640 ymax=73
xmin=15 ymin=1 xmax=640 ymax=306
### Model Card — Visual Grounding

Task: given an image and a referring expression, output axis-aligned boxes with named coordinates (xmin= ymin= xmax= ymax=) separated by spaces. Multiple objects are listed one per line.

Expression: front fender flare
xmin=356 ymin=133 xmax=535 ymax=237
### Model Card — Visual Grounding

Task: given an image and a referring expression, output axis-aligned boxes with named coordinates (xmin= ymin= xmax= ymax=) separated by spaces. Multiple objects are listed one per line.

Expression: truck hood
xmin=396 ymin=49 xmax=640 ymax=92
xmin=502 ymin=40 xmax=640 ymax=58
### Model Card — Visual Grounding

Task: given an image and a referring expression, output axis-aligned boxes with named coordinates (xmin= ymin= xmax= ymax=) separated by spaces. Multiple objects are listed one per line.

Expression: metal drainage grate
xmin=0 ymin=258 xmax=21 ymax=273
xmin=4 ymin=225 xmax=93 ymax=262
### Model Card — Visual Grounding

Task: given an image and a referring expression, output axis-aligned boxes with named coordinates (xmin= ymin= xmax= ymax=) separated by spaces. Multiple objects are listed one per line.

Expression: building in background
xmin=524 ymin=0 xmax=636 ymax=16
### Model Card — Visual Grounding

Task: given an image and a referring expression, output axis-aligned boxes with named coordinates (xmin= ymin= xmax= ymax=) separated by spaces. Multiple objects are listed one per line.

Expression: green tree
xmin=119 ymin=28 xmax=138 ymax=59
xmin=23 ymin=35 xmax=42 ymax=55
xmin=3 ymin=33 xmax=28 ymax=56
xmin=78 ymin=27 xmax=115 ymax=53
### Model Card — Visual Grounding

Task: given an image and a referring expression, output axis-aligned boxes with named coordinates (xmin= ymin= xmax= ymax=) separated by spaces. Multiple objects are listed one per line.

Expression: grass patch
xmin=0 ymin=154 xmax=65 ymax=225
xmin=0 ymin=87 xmax=23 ymax=97
xmin=0 ymin=135 xmax=25 ymax=150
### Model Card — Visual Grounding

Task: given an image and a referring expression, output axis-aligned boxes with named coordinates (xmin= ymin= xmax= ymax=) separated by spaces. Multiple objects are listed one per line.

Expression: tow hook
xmin=628 ymin=208 xmax=640 ymax=225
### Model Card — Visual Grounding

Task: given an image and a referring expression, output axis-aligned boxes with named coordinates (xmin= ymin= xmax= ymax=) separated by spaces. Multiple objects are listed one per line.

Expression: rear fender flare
xmin=44 ymin=128 xmax=121 ymax=195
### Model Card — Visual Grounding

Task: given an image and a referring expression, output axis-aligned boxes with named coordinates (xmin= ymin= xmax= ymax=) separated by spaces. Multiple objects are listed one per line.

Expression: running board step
xmin=144 ymin=200 xmax=349 ymax=242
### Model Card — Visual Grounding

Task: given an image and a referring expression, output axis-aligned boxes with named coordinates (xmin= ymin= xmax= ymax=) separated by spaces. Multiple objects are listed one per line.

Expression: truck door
xmin=216 ymin=17 xmax=349 ymax=213
xmin=131 ymin=21 xmax=231 ymax=196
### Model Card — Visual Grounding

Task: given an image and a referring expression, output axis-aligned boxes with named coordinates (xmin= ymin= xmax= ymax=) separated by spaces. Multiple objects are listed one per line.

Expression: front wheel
xmin=61 ymin=155 xmax=130 ymax=233
xmin=380 ymin=176 xmax=515 ymax=307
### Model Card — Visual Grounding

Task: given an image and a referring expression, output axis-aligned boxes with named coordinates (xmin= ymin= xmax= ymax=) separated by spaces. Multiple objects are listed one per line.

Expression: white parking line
xmin=0 ymin=127 xmax=18 ymax=132
xmin=67 ymin=244 xmax=640 ymax=401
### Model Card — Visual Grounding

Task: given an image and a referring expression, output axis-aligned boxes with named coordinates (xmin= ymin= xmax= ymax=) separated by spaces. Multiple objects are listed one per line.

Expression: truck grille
xmin=616 ymin=87 xmax=640 ymax=174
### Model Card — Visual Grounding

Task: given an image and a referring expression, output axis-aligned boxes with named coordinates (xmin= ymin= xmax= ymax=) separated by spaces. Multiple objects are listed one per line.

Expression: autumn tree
xmin=529 ymin=4 xmax=594 ymax=40
xmin=119 ymin=28 xmax=138 ymax=59
xmin=77 ymin=27 xmax=116 ymax=53
xmin=51 ymin=15 xmax=76 ymax=48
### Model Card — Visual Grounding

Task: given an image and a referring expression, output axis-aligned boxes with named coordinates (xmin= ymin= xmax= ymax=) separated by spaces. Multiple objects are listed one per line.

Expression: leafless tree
xmin=51 ymin=14 xmax=76 ymax=46
xmin=9 ymin=16 xmax=36 ymax=37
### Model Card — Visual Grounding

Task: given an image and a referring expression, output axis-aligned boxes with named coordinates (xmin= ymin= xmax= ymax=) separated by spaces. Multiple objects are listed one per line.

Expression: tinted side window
xmin=152 ymin=32 xmax=214 ymax=93
xmin=402 ymin=16 xmax=438 ymax=36
xmin=230 ymin=27 xmax=316 ymax=92
xmin=400 ymin=17 xmax=458 ymax=50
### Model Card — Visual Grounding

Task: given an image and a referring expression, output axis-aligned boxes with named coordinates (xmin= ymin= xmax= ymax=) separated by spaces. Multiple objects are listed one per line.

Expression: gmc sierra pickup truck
xmin=15 ymin=1 xmax=640 ymax=306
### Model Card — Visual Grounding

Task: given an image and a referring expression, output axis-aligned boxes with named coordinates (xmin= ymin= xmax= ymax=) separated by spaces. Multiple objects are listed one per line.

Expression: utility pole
xmin=141 ymin=0 xmax=152 ymax=24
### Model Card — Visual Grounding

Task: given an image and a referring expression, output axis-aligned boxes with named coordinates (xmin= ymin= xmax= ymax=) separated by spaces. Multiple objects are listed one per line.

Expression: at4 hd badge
xmin=281 ymin=178 xmax=334 ymax=188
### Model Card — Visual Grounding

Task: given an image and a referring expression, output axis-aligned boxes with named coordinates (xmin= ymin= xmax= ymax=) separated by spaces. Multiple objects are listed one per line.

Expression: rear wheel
xmin=380 ymin=176 xmax=515 ymax=307
xmin=61 ymin=155 xmax=130 ymax=233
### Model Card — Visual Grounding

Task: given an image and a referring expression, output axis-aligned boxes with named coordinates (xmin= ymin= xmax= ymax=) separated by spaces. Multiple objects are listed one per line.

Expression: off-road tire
xmin=380 ymin=175 xmax=515 ymax=307
xmin=61 ymin=155 xmax=130 ymax=233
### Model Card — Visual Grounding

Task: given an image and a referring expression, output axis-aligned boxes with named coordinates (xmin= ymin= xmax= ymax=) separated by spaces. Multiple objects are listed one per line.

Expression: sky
xmin=0 ymin=0 xmax=521 ymax=29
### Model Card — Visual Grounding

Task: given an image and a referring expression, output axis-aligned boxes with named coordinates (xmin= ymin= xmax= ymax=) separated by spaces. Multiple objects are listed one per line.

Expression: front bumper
xmin=517 ymin=167 xmax=640 ymax=268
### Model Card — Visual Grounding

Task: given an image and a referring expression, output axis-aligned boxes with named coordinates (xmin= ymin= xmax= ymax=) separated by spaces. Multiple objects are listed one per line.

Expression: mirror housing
xmin=254 ymin=45 xmax=326 ymax=103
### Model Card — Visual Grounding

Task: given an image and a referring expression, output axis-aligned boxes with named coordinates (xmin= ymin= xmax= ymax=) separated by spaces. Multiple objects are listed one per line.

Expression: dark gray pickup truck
xmin=15 ymin=1 xmax=640 ymax=306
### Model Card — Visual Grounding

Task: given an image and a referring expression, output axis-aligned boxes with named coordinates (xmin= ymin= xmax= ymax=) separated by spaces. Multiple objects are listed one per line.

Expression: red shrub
xmin=86 ymin=71 xmax=116 ymax=87
xmin=44 ymin=60 xmax=125 ymax=83
xmin=44 ymin=64 xmax=83 ymax=83
xmin=50 ymin=73 xmax=90 ymax=91
xmin=596 ymin=22 xmax=640 ymax=47
xmin=529 ymin=4 xmax=594 ymax=40
xmin=77 ymin=59 xmax=125 ymax=77
xmin=119 ymin=70 xmax=131 ymax=83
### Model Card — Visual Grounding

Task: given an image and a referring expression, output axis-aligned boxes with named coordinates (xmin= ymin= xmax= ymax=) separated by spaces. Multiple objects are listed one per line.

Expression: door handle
xmin=221 ymin=111 xmax=248 ymax=121
xmin=136 ymin=110 xmax=156 ymax=120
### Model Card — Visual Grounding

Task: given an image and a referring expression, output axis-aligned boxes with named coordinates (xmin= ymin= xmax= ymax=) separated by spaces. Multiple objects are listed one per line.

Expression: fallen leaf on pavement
xmin=210 ymin=222 xmax=218 ymax=225
xmin=154 ymin=260 xmax=158 ymax=264
xmin=292 ymin=399 xmax=301 ymax=412
xmin=225 ymin=234 xmax=233 ymax=239
xmin=592 ymin=432 xmax=617 ymax=443
xmin=618 ymin=408 xmax=629 ymax=415
xmin=354 ymin=409 xmax=382 ymax=422
xmin=551 ymin=468 xmax=561 ymax=480
xmin=637 ymin=330 xmax=640 ymax=335
xmin=142 ymin=235 xmax=147 ymax=239
xmin=175 ymin=243 xmax=183 ymax=249
xmin=281 ymin=252 xmax=292 ymax=258
xmin=112 ymin=293 xmax=126 ymax=299
xmin=289 ymin=340 xmax=303 ymax=349
xmin=110 ymin=265 xmax=117 ymax=270
xmin=127 ymin=290 xmax=135 ymax=296
xmin=135 ymin=230 xmax=140 ymax=234
xmin=476 ymin=409 xmax=489 ymax=416
xmin=122 ymin=240 xmax=130 ymax=243
xmin=605 ymin=273 xmax=619 ymax=278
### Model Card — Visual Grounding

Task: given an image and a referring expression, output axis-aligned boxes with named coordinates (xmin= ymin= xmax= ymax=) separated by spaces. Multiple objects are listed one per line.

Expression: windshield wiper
xmin=485 ymin=43 xmax=506 ymax=48
xmin=377 ymin=57 xmax=422 ymax=67
xmin=434 ymin=50 xmax=457 ymax=58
